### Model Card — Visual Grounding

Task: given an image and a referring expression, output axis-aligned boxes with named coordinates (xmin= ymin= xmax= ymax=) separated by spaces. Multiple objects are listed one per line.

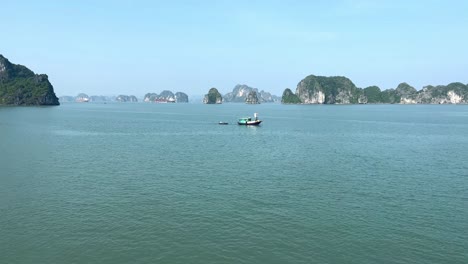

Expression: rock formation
xmin=283 ymin=74 xmax=468 ymax=104
xmin=224 ymin=84 xmax=279 ymax=103
xmin=295 ymin=75 xmax=362 ymax=104
xmin=144 ymin=90 xmax=188 ymax=103
xmin=0 ymin=54 xmax=59 ymax=105
xmin=144 ymin=93 xmax=158 ymax=102
xmin=203 ymin=88 xmax=222 ymax=104
xmin=281 ymin=88 xmax=301 ymax=104
xmin=245 ymin=91 xmax=260 ymax=104
xmin=175 ymin=92 xmax=189 ymax=103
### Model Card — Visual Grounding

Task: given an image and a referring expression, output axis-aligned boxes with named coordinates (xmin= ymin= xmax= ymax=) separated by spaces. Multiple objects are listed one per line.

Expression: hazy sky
xmin=3 ymin=0 xmax=468 ymax=96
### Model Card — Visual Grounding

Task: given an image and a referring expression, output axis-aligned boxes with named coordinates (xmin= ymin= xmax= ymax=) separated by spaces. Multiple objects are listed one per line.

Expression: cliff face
xmin=258 ymin=90 xmax=280 ymax=103
xmin=224 ymin=84 xmax=278 ymax=103
xmin=245 ymin=91 xmax=260 ymax=104
xmin=0 ymin=55 xmax=59 ymax=105
xmin=284 ymin=74 xmax=468 ymax=104
xmin=389 ymin=82 xmax=467 ymax=104
xmin=224 ymin=84 xmax=252 ymax=102
xmin=295 ymin=75 xmax=363 ymax=104
xmin=415 ymin=83 xmax=467 ymax=104
xmin=203 ymin=88 xmax=222 ymax=104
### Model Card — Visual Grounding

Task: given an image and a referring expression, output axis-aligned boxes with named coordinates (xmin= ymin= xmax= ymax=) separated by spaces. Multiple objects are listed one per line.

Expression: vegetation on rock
xmin=281 ymin=88 xmax=301 ymax=104
xmin=0 ymin=55 xmax=59 ymax=105
xmin=283 ymin=74 xmax=468 ymax=104
xmin=363 ymin=86 xmax=382 ymax=103
xmin=203 ymin=87 xmax=222 ymax=104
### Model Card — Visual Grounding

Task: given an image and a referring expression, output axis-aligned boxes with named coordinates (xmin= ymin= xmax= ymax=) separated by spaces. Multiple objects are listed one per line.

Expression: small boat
xmin=218 ymin=121 xmax=229 ymax=125
xmin=238 ymin=113 xmax=262 ymax=126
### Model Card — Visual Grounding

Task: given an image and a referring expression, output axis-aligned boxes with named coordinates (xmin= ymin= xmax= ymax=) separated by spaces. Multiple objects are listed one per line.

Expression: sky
xmin=2 ymin=0 xmax=468 ymax=97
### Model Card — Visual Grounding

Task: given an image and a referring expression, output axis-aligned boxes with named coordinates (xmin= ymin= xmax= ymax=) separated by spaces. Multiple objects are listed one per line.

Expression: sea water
xmin=1 ymin=103 xmax=467 ymax=263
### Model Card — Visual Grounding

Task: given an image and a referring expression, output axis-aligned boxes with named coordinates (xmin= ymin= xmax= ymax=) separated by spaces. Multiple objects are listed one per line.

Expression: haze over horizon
xmin=3 ymin=0 xmax=468 ymax=97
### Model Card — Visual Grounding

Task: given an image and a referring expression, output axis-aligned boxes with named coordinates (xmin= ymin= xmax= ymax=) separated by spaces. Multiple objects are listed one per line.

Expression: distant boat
xmin=238 ymin=113 xmax=262 ymax=126
xmin=219 ymin=121 xmax=229 ymax=125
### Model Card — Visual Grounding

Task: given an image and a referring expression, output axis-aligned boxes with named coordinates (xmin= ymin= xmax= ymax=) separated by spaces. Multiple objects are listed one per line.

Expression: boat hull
xmin=238 ymin=120 xmax=262 ymax=126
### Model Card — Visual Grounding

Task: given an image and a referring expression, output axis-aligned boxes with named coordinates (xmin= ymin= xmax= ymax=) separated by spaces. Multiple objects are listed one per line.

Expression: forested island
xmin=282 ymin=75 xmax=468 ymax=104
xmin=0 ymin=55 xmax=59 ymax=105
xmin=203 ymin=88 xmax=223 ymax=104
xmin=3 ymin=54 xmax=467 ymax=106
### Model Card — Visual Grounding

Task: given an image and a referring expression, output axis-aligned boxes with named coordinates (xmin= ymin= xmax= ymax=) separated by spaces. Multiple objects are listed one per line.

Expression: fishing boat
xmin=238 ymin=113 xmax=262 ymax=126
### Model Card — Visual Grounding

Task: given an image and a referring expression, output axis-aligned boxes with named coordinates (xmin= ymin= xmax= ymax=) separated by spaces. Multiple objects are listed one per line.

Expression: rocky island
xmin=245 ymin=91 xmax=260 ymax=104
xmin=224 ymin=84 xmax=279 ymax=103
xmin=282 ymin=74 xmax=468 ymax=104
xmin=203 ymin=88 xmax=222 ymax=104
xmin=0 ymin=55 xmax=59 ymax=105
xmin=144 ymin=90 xmax=188 ymax=103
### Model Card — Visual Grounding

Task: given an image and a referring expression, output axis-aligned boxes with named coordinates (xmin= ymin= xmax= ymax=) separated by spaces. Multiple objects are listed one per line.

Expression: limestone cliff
xmin=415 ymin=83 xmax=467 ymax=104
xmin=175 ymin=92 xmax=189 ymax=103
xmin=283 ymin=74 xmax=468 ymax=104
xmin=245 ymin=91 xmax=260 ymax=104
xmin=224 ymin=84 xmax=278 ymax=103
xmin=0 ymin=54 xmax=59 ymax=105
xmin=203 ymin=88 xmax=222 ymax=104
xmin=295 ymin=75 xmax=362 ymax=104
xmin=143 ymin=90 xmax=188 ymax=103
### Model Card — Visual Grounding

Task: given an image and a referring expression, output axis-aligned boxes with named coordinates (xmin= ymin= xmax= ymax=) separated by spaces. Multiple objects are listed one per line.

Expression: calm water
xmin=1 ymin=103 xmax=467 ymax=264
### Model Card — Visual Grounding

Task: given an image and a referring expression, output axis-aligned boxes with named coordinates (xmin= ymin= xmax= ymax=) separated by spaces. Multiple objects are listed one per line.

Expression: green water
xmin=1 ymin=103 xmax=467 ymax=263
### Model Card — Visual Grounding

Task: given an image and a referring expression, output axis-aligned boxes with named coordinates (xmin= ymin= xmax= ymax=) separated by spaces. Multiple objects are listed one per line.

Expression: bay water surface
xmin=1 ymin=103 xmax=467 ymax=263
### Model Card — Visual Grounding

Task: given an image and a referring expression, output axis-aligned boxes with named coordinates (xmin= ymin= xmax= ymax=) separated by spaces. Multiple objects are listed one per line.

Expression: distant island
xmin=282 ymin=74 xmax=468 ymax=104
xmin=144 ymin=90 xmax=188 ymax=103
xmin=3 ymin=53 xmax=467 ymax=106
xmin=223 ymin=84 xmax=280 ymax=104
xmin=59 ymin=94 xmax=139 ymax=103
xmin=201 ymin=84 xmax=280 ymax=104
xmin=203 ymin=88 xmax=222 ymax=104
xmin=0 ymin=55 xmax=59 ymax=105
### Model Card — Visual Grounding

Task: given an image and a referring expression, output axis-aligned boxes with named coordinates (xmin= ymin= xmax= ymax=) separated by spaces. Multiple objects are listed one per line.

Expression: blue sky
xmin=3 ymin=0 xmax=468 ymax=96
